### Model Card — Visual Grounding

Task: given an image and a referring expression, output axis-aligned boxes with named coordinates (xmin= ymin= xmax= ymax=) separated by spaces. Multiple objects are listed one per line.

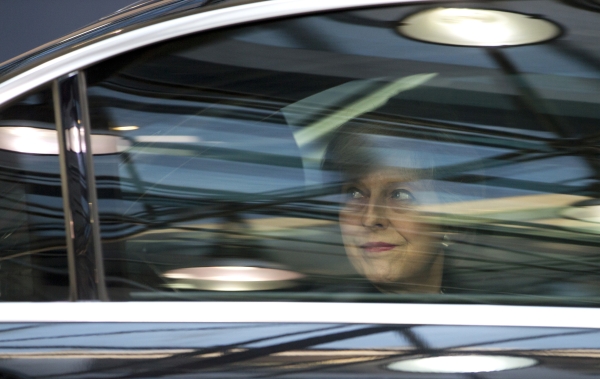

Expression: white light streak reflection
xmin=388 ymin=355 xmax=537 ymax=373
xmin=110 ymin=125 xmax=139 ymax=131
xmin=135 ymin=135 xmax=200 ymax=143
xmin=0 ymin=349 xmax=194 ymax=359
xmin=0 ymin=126 xmax=130 ymax=155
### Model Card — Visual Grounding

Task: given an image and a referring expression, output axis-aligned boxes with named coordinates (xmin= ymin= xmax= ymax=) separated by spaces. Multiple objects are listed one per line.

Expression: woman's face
xmin=339 ymin=167 xmax=442 ymax=293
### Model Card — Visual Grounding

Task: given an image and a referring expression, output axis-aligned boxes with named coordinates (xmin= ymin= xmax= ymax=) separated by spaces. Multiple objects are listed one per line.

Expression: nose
xmin=361 ymin=196 xmax=389 ymax=230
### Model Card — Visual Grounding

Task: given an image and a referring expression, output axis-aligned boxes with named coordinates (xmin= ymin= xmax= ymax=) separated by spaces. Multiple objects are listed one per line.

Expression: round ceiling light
xmin=163 ymin=266 xmax=305 ymax=291
xmin=387 ymin=355 xmax=537 ymax=373
xmin=398 ymin=8 xmax=561 ymax=47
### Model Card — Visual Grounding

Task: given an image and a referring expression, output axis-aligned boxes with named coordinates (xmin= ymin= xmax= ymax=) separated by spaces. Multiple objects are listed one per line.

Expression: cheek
xmin=389 ymin=213 xmax=428 ymax=240
xmin=339 ymin=216 xmax=359 ymax=252
xmin=339 ymin=213 xmax=364 ymax=267
xmin=339 ymin=209 xmax=362 ymax=232
xmin=346 ymin=247 xmax=371 ymax=279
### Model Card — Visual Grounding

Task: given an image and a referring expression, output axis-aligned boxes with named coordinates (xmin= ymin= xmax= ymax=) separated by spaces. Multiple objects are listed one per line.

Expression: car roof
xmin=0 ymin=0 xmax=237 ymax=78
xmin=0 ymin=0 xmax=413 ymax=106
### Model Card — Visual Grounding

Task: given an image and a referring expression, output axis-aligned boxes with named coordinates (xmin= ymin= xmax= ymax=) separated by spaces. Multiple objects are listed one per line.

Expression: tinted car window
xmin=0 ymin=86 xmax=69 ymax=301
xmin=87 ymin=1 xmax=600 ymax=303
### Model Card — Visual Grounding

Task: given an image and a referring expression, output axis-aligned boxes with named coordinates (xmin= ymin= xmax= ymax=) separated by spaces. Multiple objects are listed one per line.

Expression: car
xmin=1 ymin=0 xmax=600 ymax=377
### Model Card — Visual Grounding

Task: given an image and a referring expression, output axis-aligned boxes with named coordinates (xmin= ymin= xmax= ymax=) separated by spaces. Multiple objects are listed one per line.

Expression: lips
xmin=361 ymin=242 xmax=397 ymax=253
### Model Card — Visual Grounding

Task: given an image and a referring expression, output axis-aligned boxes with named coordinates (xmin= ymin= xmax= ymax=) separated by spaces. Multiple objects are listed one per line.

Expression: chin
xmin=365 ymin=269 xmax=401 ymax=284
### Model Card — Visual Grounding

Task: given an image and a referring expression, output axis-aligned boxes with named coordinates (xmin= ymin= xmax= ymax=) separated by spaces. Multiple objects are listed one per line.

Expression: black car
xmin=1 ymin=0 xmax=600 ymax=377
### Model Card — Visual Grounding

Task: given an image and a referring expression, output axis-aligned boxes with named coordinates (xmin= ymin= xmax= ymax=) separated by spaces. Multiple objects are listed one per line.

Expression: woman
xmin=325 ymin=122 xmax=446 ymax=294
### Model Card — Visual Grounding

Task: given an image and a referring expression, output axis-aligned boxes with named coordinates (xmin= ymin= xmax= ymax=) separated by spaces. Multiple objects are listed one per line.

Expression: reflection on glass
xmin=86 ymin=1 xmax=600 ymax=304
xmin=562 ymin=199 xmax=600 ymax=224
xmin=164 ymin=266 xmax=305 ymax=291
xmin=388 ymin=355 xmax=538 ymax=373
xmin=0 ymin=87 xmax=69 ymax=301
xmin=0 ymin=127 xmax=130 ymax=155
xmin=398 ymin=8 xmax=561 ymax=47
xmin=110 ymin=125 xmax=139 ymax=131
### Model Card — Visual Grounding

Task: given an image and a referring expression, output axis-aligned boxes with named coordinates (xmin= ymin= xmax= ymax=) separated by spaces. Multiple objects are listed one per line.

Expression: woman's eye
xmin=346 ymin=187 xmax=364 ymax=200
xmin=390 ymin=189 xmax=414 ymax=203
xmin=348 ymin=188 xmax=365 ymax=199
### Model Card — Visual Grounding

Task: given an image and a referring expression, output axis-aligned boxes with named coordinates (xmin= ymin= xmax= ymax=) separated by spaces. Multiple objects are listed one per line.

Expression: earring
xmin=441 ymin=234 xmax=451 ymax=248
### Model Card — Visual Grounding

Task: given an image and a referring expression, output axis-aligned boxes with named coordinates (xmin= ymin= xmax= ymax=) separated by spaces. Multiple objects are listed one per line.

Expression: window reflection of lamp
xmin=397 ymin=8 xmax=561 ymax=47
xmin=388 ymin=355 xmax=537 ymax=373
xmin=110 ymin=125 xmax=139 ymax=131
xmin=163 ymin=213 xmax=304 ymax=291
xmin=0 ymin=126 xmax=130 ymax=155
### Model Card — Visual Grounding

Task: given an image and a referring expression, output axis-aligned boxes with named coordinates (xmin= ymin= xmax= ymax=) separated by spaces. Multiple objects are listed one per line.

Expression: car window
xmin=86 ymin=1 xmax=600 ymax=304
xmin=0 ymin=86 xmax=69 ymax=301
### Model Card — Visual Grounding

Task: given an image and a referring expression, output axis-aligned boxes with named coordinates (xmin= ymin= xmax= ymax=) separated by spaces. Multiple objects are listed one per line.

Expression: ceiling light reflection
xmin=6 ymin=127 xmax=58 ymax=154
xmin=110 ymin=125 xmax=139 ymax=131
xmin=135 ymin=135 xmax=200 ymax=143
xmin=66 ymin=126 xmax=83 ymax=153
xmin=398 ymin=8 xmax=561 ymax=47
xmin=388 ymin=355 xmax=537 ymax=373
xmin=0 ymin=126 xmax=130 ymax=155
xmin=163 ymin=266 xmax=305 ymax=291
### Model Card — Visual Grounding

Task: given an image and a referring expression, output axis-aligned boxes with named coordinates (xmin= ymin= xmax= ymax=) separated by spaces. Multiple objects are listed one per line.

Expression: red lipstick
xmin=361 ymin=242 xmax=396 ymax=253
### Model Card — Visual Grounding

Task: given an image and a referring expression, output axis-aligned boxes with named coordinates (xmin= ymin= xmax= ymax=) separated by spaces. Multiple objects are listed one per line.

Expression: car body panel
xmin=0 ymin=0 xmax=209 ymax=77
xmin=0 ymin=320 xmax=599 ymax=378
xmin=0 ymin=0 xmax=441 ymax=105
xmin=0 ymin=303 xmax=599 ymax=329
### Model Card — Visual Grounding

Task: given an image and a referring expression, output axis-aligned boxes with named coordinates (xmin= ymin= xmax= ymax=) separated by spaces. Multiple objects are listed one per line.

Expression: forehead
xmin=363 ymin=134 xmax=434 ymax=169
xmin=349 ymin=167 xmax=422 ymax=186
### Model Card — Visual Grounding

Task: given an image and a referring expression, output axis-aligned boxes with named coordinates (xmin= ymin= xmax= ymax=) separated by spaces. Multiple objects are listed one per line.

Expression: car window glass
xmin=0 ymin=86 xmax=69 ymax=301
xmin=86 ymin=1 xmax=600 ymax=304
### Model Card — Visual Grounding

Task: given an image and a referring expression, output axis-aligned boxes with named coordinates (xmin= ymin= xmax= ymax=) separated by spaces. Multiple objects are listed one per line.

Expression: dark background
xmin=0 ymin=0 xmax=134 ymax=64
